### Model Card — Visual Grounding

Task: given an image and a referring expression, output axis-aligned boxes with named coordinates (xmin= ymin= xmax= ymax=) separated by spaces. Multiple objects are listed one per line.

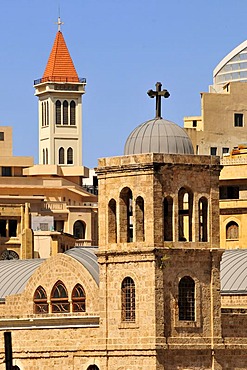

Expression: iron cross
xmin=147 ymin=82 xmax=170 ymax=119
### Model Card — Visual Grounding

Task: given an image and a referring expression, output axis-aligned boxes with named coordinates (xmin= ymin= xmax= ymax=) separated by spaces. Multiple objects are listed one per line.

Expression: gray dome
xmin=124 ymin=118 xmax=194 ymax=155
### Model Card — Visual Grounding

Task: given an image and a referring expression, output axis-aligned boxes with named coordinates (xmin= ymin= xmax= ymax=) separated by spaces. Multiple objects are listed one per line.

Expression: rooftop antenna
xmin=55 ymin=5 xmax=64 ymax=31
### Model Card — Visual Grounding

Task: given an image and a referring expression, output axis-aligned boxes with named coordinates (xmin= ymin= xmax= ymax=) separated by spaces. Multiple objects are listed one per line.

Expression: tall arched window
xmin=56 ymin=100 xmax=61 ymax=125
xmin=178 ymin=188 xmax=193 ymax=242
xmin=59 ymin=147 xmax=65 ymax=164
xmin=87 ymin=366 xmax=99 ymax=370
xmin=72 ymin=284 xmax=86 ymax=312
xmin=121 ymin=277 xmax=135 ymax=322
xmin=108 ymin=199 xmax=117 ymax=243
xmin=45 ymin=148 xmax=48 ymax=165
xmin=33 ymin=286 xmax=48 ymax=314
xmin=63 ymin=100 xmax=68 ymax=125
xmin=199 ymin=197 xmax=208 ymax=242
xmin=70 ymin=100 xmax=76 ymax=125
xmin=46 ymin=101 xmax=49 ymax=126
xmin=51 ymin=281 xmax=69 ymax=313
xmin=136 ymin=196 xmax=144 ymax=242
xmin=178 ymin=276 xmax=195 ymax=321
xmin=164 ymin=196 xmax=173 ymax=241
xmin=226 ymin=221 xmax=239 ymax=240
xmin=44 ymin=102 xmax=47 ymax=126
xmin=67 ymin=147 xmax=73 ymax=164
xmin=41 ymin=102 xmax=44 ymax=126
xmin=119 ymin=187 xmax=133 ymax=242
xmin=73 ymin=220 xmax=86 ymax=239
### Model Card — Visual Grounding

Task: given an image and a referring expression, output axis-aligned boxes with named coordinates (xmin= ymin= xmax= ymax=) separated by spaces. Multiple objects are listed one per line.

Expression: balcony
xmin=41 ymin=202 xmax=67 ymax=212
xmin=34 ymin=77 xmax=86 ymax=85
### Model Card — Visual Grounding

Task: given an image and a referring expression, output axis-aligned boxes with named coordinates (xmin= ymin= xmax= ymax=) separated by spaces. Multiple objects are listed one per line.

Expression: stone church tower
xmin=96 ymin=83 xmax=224 ymax=369
xmin=34 ymin=18 xmax=86 ymax=166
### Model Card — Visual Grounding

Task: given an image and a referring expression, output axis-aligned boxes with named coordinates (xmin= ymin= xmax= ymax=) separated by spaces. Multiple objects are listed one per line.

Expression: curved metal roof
xmin=124 ymin=118 xmax=194 ymax=156
xmin=0 ymin=247 xmax=99 ymax=299
xmin=213 ymin=40 xmax=247 ymax=78
xmin=0 ymin=259 xmax=45 ymax=299
xmin=221 ymin=249 xmax=247 ymax=294
xmin=65 ymin=247 xmax=99 ymax=285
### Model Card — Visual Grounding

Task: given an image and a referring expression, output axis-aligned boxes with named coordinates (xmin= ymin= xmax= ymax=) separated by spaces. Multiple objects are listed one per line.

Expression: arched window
xmin=178 ymin=276 xmax=195 ymax=321
xmin=56 ymin=100 xmax=61 ymax=125
xmin=70 ymin=100 xmax=76 ymax=125
xmin=72 ymin=284 xmax=86 ymax=312
xmin=44 ymin=102 xmax=47 ymax=126
xmin=164 ymin=196 xmax=173 ymax=241
xmin=121 ymin=277 xmax=135 ymax=322
xmin=136 ymin=196 xmax=144 ymax=242
xmin=178 ymin=188 xmax=193 ymax=242
xmin=45 ymin=148 xmax=48 ymax=165
xmin=108 ymin=199 xmax=117 ymax=243
xmin=119 ymin=187 xmax=133 ymax=242
xmin=87 ymin=366 xmax=99 ymax=370
xmin=33 ymin=286 xmax=48 ymax=314
xmin=63 ymin=100 xmax=68 ymax=125
xmin=41 ymin=102 xmax=44 ymax=126
xmin=59 ymin=147 xmax=65 ymax=164
xmin=51 ymin=281 xmax=69 ymax=313
xmin=42 ymin=149 xmax=45 ymax=164
xmin=199 ymin=197 xmax=208 ymax=242
xmin=73 ymin=220 xmax=86 ymax=239
xmin=67 ymin=147 xmax=73 ymax=164
xmin=46 ymin=101 xmax=49 ymax=126
xmin=226 ymin=221 xmax=239 ymax=240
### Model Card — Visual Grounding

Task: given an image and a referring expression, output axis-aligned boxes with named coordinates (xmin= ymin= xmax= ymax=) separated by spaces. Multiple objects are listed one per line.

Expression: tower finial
xmin=56 ymin=16 xmax=64 ymax=32
xmin=147 ymin=82 xmax=170 ymax=119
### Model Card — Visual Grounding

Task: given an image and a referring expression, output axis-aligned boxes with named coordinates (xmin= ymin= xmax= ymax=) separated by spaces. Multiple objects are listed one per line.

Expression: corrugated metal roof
xmin=0 ymin=259 xmax=45 ymax=298
xmin=0 ymin=247 xmax=99 ymax=299
xmin=65 ymin=247 xmax=99 ymax=285
xmin=221 ymin=249 xmax=247 ymax=294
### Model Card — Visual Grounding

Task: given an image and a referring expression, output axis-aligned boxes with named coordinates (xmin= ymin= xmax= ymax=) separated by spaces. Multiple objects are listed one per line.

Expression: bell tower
xmin=34 ymin=18 xmax=86 ymax=166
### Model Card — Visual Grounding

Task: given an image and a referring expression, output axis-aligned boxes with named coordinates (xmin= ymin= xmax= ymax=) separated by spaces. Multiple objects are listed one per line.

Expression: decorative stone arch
xmin=135 ymin=195 xmax=145 ymax=242
xmin=178 ymin=186 xmax=193 ymax=242
xmin=163 ymin=195 xmax=173 ymax=241
xmin=108 ymin=198 xmax=117 ymax=243
xmin=73 ymin=220 xmax=86 ymax=239
xmin=198 ymin=196 xmax=208 ymax=242
xmin=119 ymin=187 xmax=133 ymax=243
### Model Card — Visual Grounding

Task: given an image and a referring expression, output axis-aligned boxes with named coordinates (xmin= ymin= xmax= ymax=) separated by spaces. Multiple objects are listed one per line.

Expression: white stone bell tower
xmin=34 ymin=18 xmax=86 ymax=166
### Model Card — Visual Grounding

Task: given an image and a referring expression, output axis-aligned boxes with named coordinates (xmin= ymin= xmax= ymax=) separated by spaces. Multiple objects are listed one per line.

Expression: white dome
xmin=124 ymin=118 xmax=194 ymax=155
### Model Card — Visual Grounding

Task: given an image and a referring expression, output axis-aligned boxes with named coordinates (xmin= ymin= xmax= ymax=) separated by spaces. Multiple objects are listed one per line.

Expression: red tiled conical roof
xmin=42 ymin=31 xmax=79 ymax=83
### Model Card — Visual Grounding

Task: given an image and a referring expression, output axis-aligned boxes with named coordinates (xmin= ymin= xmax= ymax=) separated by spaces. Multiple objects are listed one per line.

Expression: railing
xmin=34 ymin=77 xmax=86 ymax=85
xmin=221 ymin=156 xmax=247 ymax=165
xmin=82 ymin=185 xmax=98 ymax=195
xmin=42 ymin=202 xmax=67 ymax=211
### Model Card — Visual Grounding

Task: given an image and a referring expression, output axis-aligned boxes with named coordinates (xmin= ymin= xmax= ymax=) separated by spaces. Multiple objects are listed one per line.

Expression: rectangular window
xmin=234 ymin=113 xmax=244 ymax=127
xmin=219 ymin=186 xmax=239 ymax=199
xmin=2 ymin=167 xmax=12 ymax=176
xmin=0 ymin=132 xmax=4 ymax=141
xmin=192 ymin=120 xmax=197 ymax=128
xmin=210 ymin=147 xmax=217 ymax=156
xmin=40 ymin=223 xmax=49 ymax=231
xmin=222 ymin=147 xmax=229 ymax=155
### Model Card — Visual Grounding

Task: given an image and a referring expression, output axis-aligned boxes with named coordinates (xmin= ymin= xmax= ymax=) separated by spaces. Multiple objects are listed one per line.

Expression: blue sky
xmin=0 ymin=0 xmax=246 ymax=168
